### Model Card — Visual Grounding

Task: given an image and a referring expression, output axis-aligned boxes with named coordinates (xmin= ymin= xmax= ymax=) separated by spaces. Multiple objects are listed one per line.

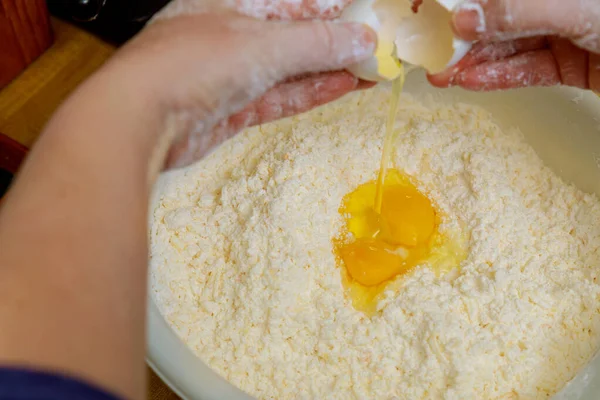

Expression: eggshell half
xmin=341 ymin=0 xmax=472 ymax=82
xmin=341 ymin=0 xmax=404 ymax=81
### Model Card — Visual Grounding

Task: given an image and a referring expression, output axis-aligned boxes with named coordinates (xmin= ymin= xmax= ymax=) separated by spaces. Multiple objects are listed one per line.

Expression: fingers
xmin=132 ymin=12 xmax=376 ymax=170
xmin=428 ymin=37 xmax=546 ymax=88
xmin=137 ymin=13 xmax=376 ymax=116
xmin=263 ymin=20 xmax=377 ymax=77
xmin=428 ymin=37 xmax=599 ymax=92
xmin=453 ymin=0 xmax=600 ymax=53
xmin=549 ymin=38 xmax=589 ymax=88
xmin=164 ymin=71 xmax=366 ymax=169
xmin=150 ymin=5 xmax=377 ymax=91
xmin=444 ymin=1 xmax=600 ymax=92
xmin=223 ymin=71 xmax=361 ymax=132
xmin=450 ymin=50 xmax=561 ymax=91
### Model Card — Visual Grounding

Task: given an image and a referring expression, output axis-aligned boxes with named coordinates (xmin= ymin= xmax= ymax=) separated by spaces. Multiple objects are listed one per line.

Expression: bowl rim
xmin=146 ymin=298 xmax=255 ymax=400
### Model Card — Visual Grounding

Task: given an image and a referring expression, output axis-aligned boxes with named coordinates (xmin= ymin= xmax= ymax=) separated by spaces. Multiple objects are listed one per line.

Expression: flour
xmin=149 ymin=86 xmax=600 ymax=399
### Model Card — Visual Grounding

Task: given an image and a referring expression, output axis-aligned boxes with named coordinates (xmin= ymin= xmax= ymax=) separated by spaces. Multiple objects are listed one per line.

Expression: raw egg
xmin=339 ymin=0 xmax=473 ymax=82
xmin=334 ymin=169 xmax=466 ymax=314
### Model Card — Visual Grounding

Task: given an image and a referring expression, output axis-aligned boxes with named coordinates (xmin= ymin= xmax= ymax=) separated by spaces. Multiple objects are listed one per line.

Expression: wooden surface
xmin=0 ymin=0 xmax=53 ymax=88
xmin=149 ymin=373 xmax=181 ymax=400
xmin=0 ymin=17 xmax=179 ymax=400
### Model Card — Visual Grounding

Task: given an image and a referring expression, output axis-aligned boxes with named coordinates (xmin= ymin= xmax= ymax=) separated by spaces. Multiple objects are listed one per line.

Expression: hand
xmin=428 ymin=0 xmax=600 ymax=92
xmin=139 ymin=0 xmax=373 ymax=171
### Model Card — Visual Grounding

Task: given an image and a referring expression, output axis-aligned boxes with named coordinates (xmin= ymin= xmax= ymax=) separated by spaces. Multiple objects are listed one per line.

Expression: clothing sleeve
xmin=0 ymin=368 xmax=122 ymax=400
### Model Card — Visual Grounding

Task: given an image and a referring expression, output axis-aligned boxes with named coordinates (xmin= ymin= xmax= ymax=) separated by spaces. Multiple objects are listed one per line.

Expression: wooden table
xmin=0 ymin=17 xmax=179 ymax=400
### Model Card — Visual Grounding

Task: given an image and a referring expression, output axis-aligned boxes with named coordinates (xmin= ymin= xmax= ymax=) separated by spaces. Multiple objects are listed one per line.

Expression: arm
xmin=0 ymin=9 xmax=375 ymax=400
xmin=0 ymin=61 xmax=161 ymax=400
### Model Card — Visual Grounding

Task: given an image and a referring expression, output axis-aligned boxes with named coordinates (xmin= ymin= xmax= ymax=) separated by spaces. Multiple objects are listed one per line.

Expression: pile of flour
xmin=149 ymin=86 xmax=600 ymax=399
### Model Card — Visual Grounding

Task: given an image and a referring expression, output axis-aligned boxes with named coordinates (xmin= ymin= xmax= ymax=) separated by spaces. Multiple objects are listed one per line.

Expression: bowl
xmin=147 ymin=70 xmax=600 ymax=400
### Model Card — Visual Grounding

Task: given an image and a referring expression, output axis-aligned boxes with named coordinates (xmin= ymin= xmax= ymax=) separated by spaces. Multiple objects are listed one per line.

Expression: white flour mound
xmin=149 ymin=86 xmax=600 ymax=400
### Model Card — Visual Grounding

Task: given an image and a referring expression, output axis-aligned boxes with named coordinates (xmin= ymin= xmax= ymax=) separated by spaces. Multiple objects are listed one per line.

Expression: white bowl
xmin=147 ymin=70 xmax=600 ymax=400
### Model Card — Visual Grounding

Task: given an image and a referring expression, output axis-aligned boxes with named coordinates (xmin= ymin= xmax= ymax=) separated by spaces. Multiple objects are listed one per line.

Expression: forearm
xmin=0 ymin=7 xmax=376 ymax=399
xmin=0 ymin=63 xmax=163 ymax=400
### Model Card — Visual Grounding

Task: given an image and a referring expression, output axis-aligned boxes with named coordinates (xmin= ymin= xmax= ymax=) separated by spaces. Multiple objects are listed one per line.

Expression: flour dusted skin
xmin=149 ymin=86 xmax=600 ymax=400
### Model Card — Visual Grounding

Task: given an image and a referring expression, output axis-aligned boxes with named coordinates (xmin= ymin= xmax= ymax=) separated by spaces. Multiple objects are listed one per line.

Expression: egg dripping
xmin=334 ymin=73 xmax=466 ymax=314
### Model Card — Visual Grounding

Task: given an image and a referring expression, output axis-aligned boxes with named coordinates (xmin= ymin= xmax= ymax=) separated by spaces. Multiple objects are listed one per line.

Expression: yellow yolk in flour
xmin=338 ymin=169 xmax=436 ymax=285
xmin=335 ymin=169 xmax=467 ymax=314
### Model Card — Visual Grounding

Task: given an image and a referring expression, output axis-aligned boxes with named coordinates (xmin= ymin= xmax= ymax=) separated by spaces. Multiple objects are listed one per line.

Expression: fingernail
xmin=341 ymin=22 xmax=378 ymax=63
xmin=453 ymin=2 xmax=486 ymax=40
xmin=427 ymin=72 xmax=456 ymax=88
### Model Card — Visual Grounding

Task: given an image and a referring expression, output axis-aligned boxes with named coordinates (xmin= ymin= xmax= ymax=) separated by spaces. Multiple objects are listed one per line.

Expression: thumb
xmin=192 ymin=17 xmax=377 ymax=126
xmin=139 ymin=13 xmax=376 ymax=119
xmin=248 ymin=19 xmax=377 ymax=81
xmin=452 ymin=0 xmax=600 ymax=53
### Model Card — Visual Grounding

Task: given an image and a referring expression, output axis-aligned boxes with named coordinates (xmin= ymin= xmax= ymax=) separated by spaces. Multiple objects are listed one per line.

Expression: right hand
xmin=428 ymin=0 xmax=600 ymax=92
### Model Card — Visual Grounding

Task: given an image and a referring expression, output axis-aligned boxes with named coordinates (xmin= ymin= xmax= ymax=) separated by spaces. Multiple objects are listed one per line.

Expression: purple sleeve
xmin=0 ymin=368 xmax=122 ymax=400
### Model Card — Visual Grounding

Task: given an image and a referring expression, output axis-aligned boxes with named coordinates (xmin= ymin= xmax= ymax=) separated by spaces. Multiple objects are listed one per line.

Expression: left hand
xmin=142 ymin=0 xmax=373 ymax=170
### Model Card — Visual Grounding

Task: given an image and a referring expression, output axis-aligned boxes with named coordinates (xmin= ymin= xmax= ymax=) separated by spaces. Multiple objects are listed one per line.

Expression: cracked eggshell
xmin=339 ymin=0 xmax=403 ymax=82
xmin=340 ymin=0 xmax=472 ymax=82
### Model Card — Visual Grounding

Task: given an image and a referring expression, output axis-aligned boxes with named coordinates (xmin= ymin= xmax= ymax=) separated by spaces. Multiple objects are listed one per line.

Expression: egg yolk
xmin=333 ymin=169 xmax=469 ymax=314
xmin=374 ymin=39 xmax=403 ymax=80
xmin=337 ymin=169 xmax=436 ymax=286
xmin=379 ymin=184 xmax=435 ymax=247
xmin=339 ymin=239 xmax=411 ymax=287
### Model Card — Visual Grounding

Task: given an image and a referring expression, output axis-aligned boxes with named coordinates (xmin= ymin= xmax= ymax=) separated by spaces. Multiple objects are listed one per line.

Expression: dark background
xmin=47 ymin=0 xmax=172 ymax=45
xmin=1 ymin=1 xmax=174 ymax=197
